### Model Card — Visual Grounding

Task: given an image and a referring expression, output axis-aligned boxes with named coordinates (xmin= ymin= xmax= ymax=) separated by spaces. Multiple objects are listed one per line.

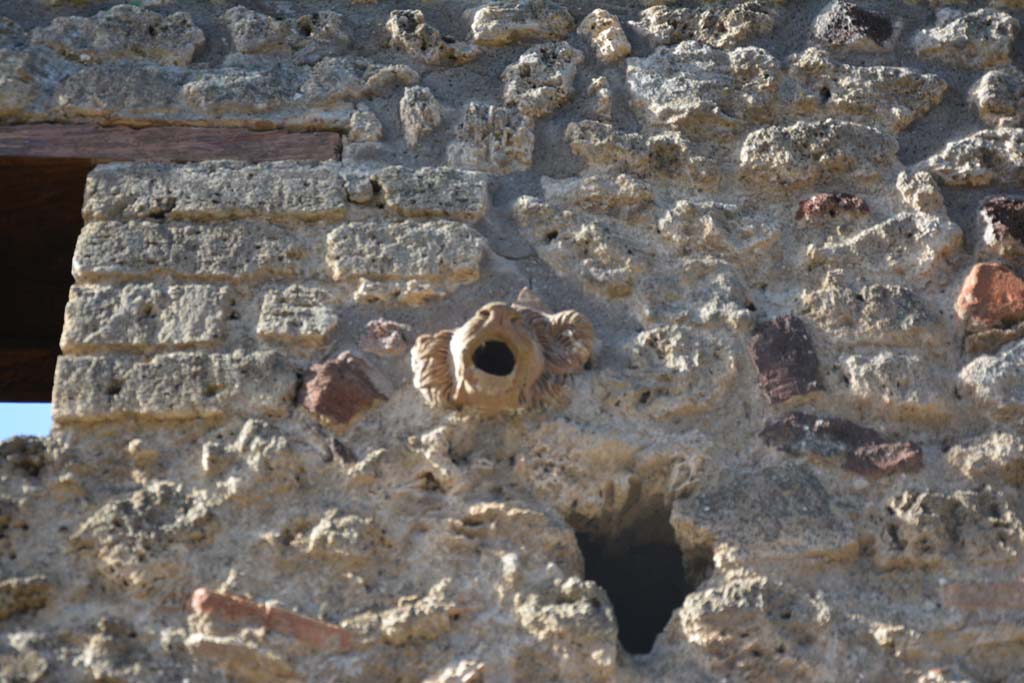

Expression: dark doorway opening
xmin=0 ymin=158 xmax=90 ymax=401
xmin=576 ymin=512 xmax=708 ymax=655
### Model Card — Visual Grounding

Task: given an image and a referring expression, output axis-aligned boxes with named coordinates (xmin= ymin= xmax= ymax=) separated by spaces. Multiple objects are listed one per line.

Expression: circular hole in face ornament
xmin=472 ymin=340 xmax=516 ymax=376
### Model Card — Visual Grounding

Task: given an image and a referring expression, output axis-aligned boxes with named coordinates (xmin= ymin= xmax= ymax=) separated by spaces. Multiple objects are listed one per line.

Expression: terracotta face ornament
xmin=411 ymin=302 xmax=594 ymax=414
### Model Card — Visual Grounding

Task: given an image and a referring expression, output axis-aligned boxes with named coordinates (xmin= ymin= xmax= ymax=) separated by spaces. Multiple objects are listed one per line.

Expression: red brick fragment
xmin=749 ymin=316 xmax=820 ymax=404
xmin=955 ymin=262 xmax=1024 ymax=332
xmin=942 ymin=581 xmax=1024 ymax=611
xmin=190 ymin=587 xmax=355 ymax=652
xmin=795 ymin=193 xmax=869 ymax=221
xmin=301 ymin=352 xmax=386 ymax=427
xmin=844 ymin=441 xmax=923 ymax=478
xmin=761 ymin=412 xmax=923 ymax=478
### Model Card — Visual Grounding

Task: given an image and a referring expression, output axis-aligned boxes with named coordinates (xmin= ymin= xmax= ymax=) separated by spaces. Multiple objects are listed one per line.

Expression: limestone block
xmin=959 ymin=337 xmax=1024 ymax=416
xmin=57 ymin=62 xmax=187 ymax=120
xmin=469 ymin=1 xmax=574 ymax=46
xmin=971 ymin=66 xmax=1024 ymax=127
xmin=656 ymin=199 xmax=780 ymax=258
xmin=61 ymin=284 xmax=228 ymax=352
xmin=626 ymin=41 xmax=780 ymax=133
xmin=372 ymin=166 xmax=490 ymax=222
xmin=673 ymin=463 xmax=857 ymax=560
xmin=72 ymin=220 xmax=306 ymax=282
xmin=913 ymin=9 xmax=1019 ymax=69
xmin=946 ymin=431 xmax=1024 ymax=488
xmin=400 ymin=86 xmax=442 ymax=147
xmin=801 ymin=274 xmax=945 ymax=348
xmin=840 ymin=351 xmax=952 ymax=417
xmin=386 ymin=9 xmax=479 ymax=65
xmin=630 ymin=3 xmax=775 ymax=49
xmin=257 ymin=285 xmax=338 ymax=345
xmin=577 ymin=10 xmax=630 ymax=63
xmin=873 ymin=487 xmax=1024 ymax=569
xmin=628 ymin=325 xmax=738 ymax=418
xmin=223 ymin=6 xmax=351 ymax=63
xmin=325 ymin=219 xmax=485 ymax=305
xmin=811 ymin=1 xmax=894 ymax=51
xmin=359 ymin=319 xmax=411 ymax=358
xmin=922 ymin=128 xmax=1024 ymax=186
xmin=788 ymin=48 xmax=946 ymax=132
xmin=501 ymin=42 xmax=582 ymax=118
xmin=897 ymin=170 xmax=947 ymax=215
xmin=181 ymin=63 xmax=306 ymax=116
xmin=447 ymin=103 xmax=534 ymax=174
xmin=541 ymin=174 xmax=653 ymax=219
xmin=0 ymin=44 xmax=77 ymax=119
xmin=806 ymin=212 xmax=963 ymax=281
xmin=30 ymin=5 xmax=204 ymax=66
xmin=83 ymin=161 xmax=347 ymax=221
xmin=53 ymin=351 xmax=296 ymax=422
xmin=740 ymin=119 xmax=898 ymax=190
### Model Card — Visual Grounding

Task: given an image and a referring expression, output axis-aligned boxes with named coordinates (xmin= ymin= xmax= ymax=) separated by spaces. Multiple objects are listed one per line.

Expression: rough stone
xmin=501 ymin=41 xmax=582 ymax=118
xmin=947 ymin=431 xmax=1024 ymax=488
xmin=359 ymin=319 xmax=411 ymax=358
xmin=921 ymin=128 xmax=1024 ymax=186
xmin=795 ymin=192 xmax=869 ymax=222
xmin=372 ymin=166 xmax=490 ymax=222
xmin=626 ymin=41 xmax=780 ymax=133
xmin=958 ymin=338 xmax=1024 ymax=417
xmin=301 ymin=352 xmax=386 ymax=428
xmin=386 ymin=9 xmax=479 ymax=66
xmin=979 ymin=196 xmax=1024 ymax=257
xmin=674 ymin=463 xmax=856 ymax=559
xmin=577 ymin=9 xmax=630 ymax=63
xmin=628 ymin=325 xmax=738 ymax=417
xmin=872 ymin=487 xmax=1024 ymax=569
xmin=630 ymin=3 xmax=775 ymax=50
xmin=257 ymin=285 xmax=338 ymax=345
xmin=632 ymin=257 xmax=753 ymax=330
xmin=72 ymin=220 xmax=306 ymax=282
xmin=0 ymin=576 xmax=49 ymax=621
xmin=913 ymin=8 xmax=1019 ymax=69
xmin=840 ymin=351 xmax=952 ymax=417
xmin=788 ymin=48 xmax=946 ymax=132
xmin=400 ymin=86 xmax=442 ymax=147
xmin=53 ymin=351 xmax=296 ymax=422
xmin=955 ymin=262 xmax=1024 ymax=332
xmin=812 ymin=1 xmax=894 ymax=51
xmin=805 ymin=212 xmax=962 ymax=281
xmin=748 ymin=315 xmax=821 ymax=404
xmin=761 ymin=412 xmax=924 ymax=477
xmin=181 ymin=63 xmax=306 ymax=117
xmin=447 ymin=103 xmax=534 ymax=174
xmin=325 ymin=219 xmax=486 ymax=305
xmin=61 ymin=284 xmax=228 ymax=352
xmin=740 ymin=119 xmax=898 ymax=191
xmin=84 ymin=161 xmax=348 ymax=222
xmin=30 ymin=5 xmax=204 ymax=66
xmin=971 ymin=66 xmax=1024 ymax=127
xmin=223 ymin=6 xmax=351 ymax=63
xmin=469 ymin=1 xmax=575 ymax=46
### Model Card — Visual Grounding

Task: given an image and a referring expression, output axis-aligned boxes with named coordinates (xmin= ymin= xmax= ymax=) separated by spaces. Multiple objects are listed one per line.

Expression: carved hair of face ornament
xmin=411 ymin=302 xmax=594 ymax=415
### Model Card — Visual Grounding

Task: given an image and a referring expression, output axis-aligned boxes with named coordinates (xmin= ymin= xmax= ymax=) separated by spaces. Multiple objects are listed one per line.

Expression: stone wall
xmin=2 ymin=1 xmax=1024 ymax=682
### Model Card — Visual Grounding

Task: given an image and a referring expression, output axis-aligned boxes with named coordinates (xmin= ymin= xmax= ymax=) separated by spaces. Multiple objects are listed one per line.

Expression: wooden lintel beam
xmin=0 ymin=124 xmax=342 ymax=163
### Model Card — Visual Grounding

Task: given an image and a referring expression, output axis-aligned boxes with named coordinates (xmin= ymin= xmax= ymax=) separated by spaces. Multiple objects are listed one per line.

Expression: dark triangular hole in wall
xmin=575 ymin=511 xmax=709 ymax=655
